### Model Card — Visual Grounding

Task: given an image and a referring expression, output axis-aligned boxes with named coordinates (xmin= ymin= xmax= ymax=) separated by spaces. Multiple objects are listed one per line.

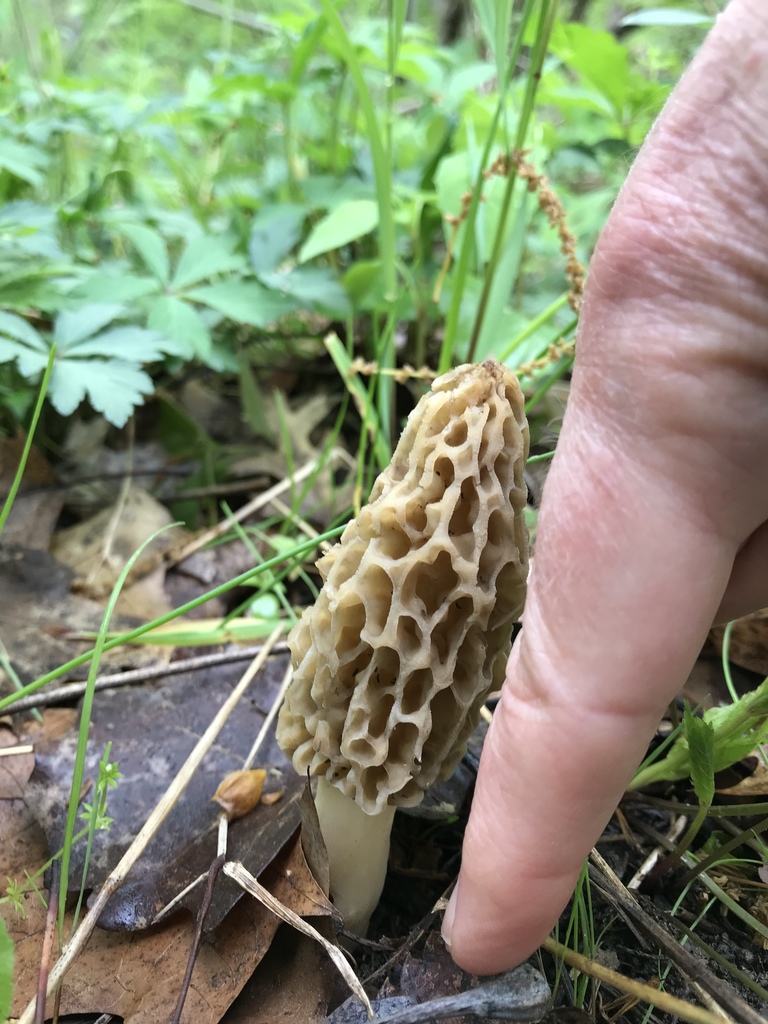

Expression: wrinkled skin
xmin=443 ymin=0 xmax=768 ymax=975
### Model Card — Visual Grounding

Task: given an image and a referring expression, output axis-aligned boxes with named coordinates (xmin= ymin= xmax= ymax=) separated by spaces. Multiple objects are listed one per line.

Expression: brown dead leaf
xmin=25 ymin=653 xmax=303 ymax=931
xmin=222 ymin=930 xmax=336 ymax=1024
xmin=51 ymin=485 xmax=189 ymax=603
xmin=716 ymin=748 xmax=768 ymax=797
xmin=0 ymin=546 xmax=166 ymax=698
xmin=709 ymin=608 xmax=768 ymax=677
xmin=0 ymin=435 xmax=64 ymax=550
xmin=0 ymin=724 xmax=34 ymax=798
xmin=3 ymin=798 xmax=332 ymax=1022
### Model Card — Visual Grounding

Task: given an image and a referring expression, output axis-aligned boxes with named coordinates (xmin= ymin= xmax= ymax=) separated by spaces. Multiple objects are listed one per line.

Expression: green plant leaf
xmin=298 ymin=199 xmax=379 ymax=263
xmin=63 ymin=325 xmax=168 ymax=361
xmin=120 ymin=224 xmax=170 ymax=284
xmin=683 ymin=705 xmax=715 ymax=807
xmin=0 ymin=309 xmax=46 ymax=349
xmin=550 ymin=22 xmax=630 ymax=119
xmin=171 ymin=236 xmax=244 ymax=291
xmin=69 ymin=271 xmax=159 ymax=304
xmin=258 ymin=267 xmax=350 ymax=315
xmin=51 ymin=358 xmax=154 ymax=426
xmin=188 ymin=280 xmax=295 ymax=327
xmin=0 ymin=915 xmax=12 ymax=1024
xmin=342 ymin=260 xmax=382 ymax=307
xmin=248 ymin=204 xmax=306 ymax=274
xmin=54 ymin=304 xmax=125 ymax=348
xmin=148 ymin=295 xmax=211 ymax=360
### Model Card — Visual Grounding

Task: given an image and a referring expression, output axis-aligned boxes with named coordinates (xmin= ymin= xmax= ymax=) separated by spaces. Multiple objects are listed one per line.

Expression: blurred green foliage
xmin=0 ymin=0 xmax=713 ymax=430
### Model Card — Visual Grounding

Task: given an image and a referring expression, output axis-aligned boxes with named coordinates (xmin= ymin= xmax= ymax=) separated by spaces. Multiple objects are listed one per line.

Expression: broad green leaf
xmin=54 ymin=304 xmax=125 ymax=348
xmin=550 ymin=22 xmax=630 ymax=118
xmin=0 ymin=138 xmax=48 ymax=187
xmin=342 ymin=260 xmax=382 ymax=307
xmin=148 ymin=295 xmax=211 ymax=360
xmin=259 ymin=267 xmax=349 ymax=315
xmin=298 ymin=199 xmax=379 ymax=263
xmin=171 ymin=236 xmax=244 ymax=291
xmin=683 ymin=706 xmax=715 ymax=806
xmin=248 ymin=204 xmax=306 ymax=274
xmin=69 ymin=271 xmax=159 ymax=304
xmin=0 ymin=916 xmax=12 ymax=1024
xmin=120 ymin=224 xmax=170 ymax=284
xmin=620 ymin=9 xmax=714 ymax=27
xmin=64 ymin=326 xmax=168 ymax=361
xmin=0 ymin=310 xmax=46 ymax=350
xmin=188 ymin=280 xmax=295 ymax=327
xmin=51 ymin=359 xmax=154 ymax=426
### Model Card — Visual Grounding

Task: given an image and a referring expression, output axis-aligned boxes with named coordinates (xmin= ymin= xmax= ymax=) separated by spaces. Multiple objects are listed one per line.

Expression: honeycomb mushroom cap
xmin=277 ymin=360 xmax=529 ymax=815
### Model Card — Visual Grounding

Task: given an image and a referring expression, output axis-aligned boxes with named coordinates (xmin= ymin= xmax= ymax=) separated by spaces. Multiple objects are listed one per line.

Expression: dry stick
xmin=167 ymin=452 xmax=348 ymax=569
xmin=151 ymin=661 xmax=294 ymax=926
xmin=34 ymin=862 xmax=60 ymax=1024
xmin=17 ymin=628 xmax=284 ymax=1024
xmin=7 ymin=643 xmax=289 ymax=715
xmin=223 ymin=860 xmax=374 ymax=1019
xmin=588 ymin=851 xmax=764 ymax=1024
xmin=627 ymin=812 xmax=688 ymax=890
xmin=169 ymin=852 xmax=227 ymax=1024
xmin=541 ymin=937 xmax=727 ymax=1024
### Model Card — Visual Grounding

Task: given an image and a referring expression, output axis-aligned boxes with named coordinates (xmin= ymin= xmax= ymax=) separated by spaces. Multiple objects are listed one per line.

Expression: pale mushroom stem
xmin=315 ymin=776 xmax=396 ymax=936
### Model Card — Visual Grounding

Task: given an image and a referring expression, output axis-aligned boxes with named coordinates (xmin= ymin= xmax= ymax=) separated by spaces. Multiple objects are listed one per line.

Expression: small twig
xmin=542 ymin=936 xmax=727 ymax=1024
xmin=627 ymin=812 xmax=688 ymax=890
xmin=34 ymin=862 xmax=59 ymax=1024
xmin=224 ymin=860 xmax=374 ymax=1019
xmin=17 ymin=629 xmax=284 ymax=1024
xmin=170 ymin=852 xmax=226 ymax=1024
xmin=167 ymin=453 xmax=347 ymax=568
xmin=243 ymin=661 xmax=292 ymax=769
xmin=0 ymin=744 xmax=34 ymax=757
xmin=7 ymin=643 xmax=289 ymax=715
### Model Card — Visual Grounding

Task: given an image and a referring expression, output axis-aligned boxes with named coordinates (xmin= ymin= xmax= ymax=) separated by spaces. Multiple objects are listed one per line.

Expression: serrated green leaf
xmin=0 ymin=915 xmax=12 ymax=1024
xmin=298 ymin=199 xmax=379 ymax=263
xmin=0 ymin=310 xmax=46 ymax=350
xmin=0 ymin=336 xmax=51 ymax=378
xmin=248 ymin=204 xmax=306 ymax=274
xmin=64 ymin=326 xmax=168 ymax=361
xmin=171 ymin=236 xmax=244 ymax=291
xmin=188 ymin=279 xmax=295 ymax=327
xmin=683 ymin=705 xmax=715 ymax=806
xmin=54 ymin=304 xmax=125 ymax=348
xmin=50 ymin=358 xmax=154 ymax=426
xmin=69 ymin=271 xmax=159 ymax=304
xmin=120 ymin=224 xmax=170 ymax=284
xmin=259 ymin=267 xmax=350 ymax=315
xmin=148 ymin=295 xmax=211 ymax=360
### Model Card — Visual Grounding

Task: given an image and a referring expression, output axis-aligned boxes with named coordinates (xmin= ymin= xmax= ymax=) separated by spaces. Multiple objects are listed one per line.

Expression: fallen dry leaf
xmin=51 ymin=485 xmax=189 ymax=603
xmin=0 ymin=546 xmax=165 ymax=697
xmin=3 ymin=796 xmax=332 ymax=1022
xmin=25 ymin=652 xmax=302 ymax=931
xmin=709 ymin=608 xmax=768 ymax=678
xmin=0 ymin=724 xmax=35 ymax=799
xmin=0 ymin=435 xmax=64 ymax=551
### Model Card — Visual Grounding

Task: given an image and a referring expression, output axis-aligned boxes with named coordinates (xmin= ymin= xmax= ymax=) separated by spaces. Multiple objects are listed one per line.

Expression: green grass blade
xmin=0 ymin=344 xmax=55 ymax=537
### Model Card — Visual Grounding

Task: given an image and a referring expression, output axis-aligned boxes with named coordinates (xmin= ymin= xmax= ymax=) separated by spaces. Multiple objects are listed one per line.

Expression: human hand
xmin=442 ymin=0 xmax=768 ymax=974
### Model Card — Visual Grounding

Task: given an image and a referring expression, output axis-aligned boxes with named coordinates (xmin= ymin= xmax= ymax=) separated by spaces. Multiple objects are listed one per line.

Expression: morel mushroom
xmin=276 ymin=360 xmax=529 ymax=934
